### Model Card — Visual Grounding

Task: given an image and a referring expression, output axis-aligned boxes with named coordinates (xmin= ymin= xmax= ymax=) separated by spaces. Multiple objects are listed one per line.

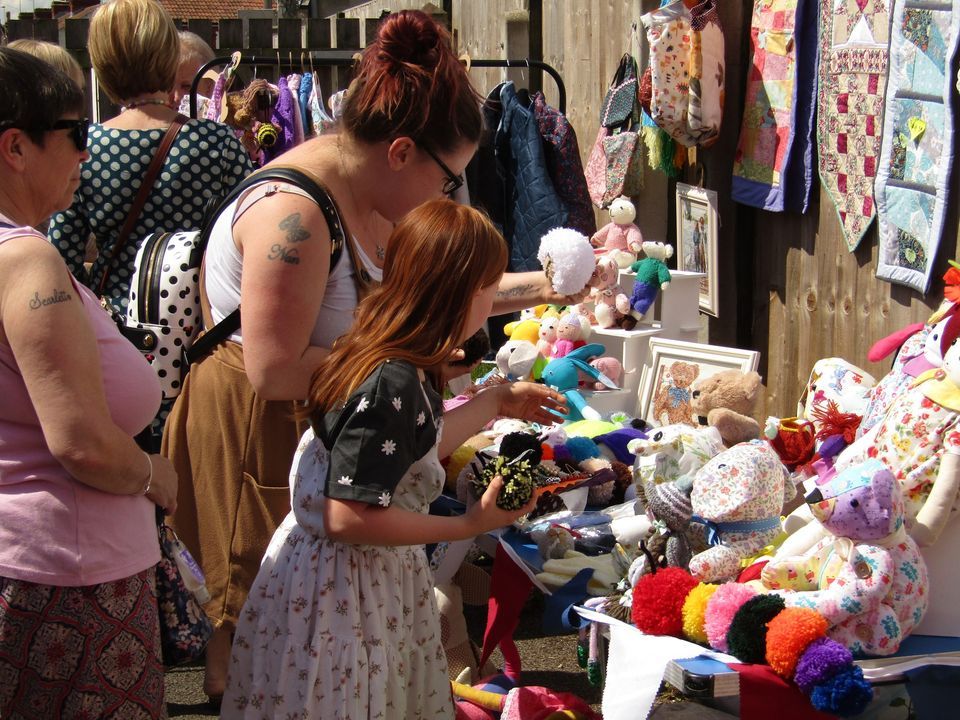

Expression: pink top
xmin=0 ymin=220 xmax=162 ymax=586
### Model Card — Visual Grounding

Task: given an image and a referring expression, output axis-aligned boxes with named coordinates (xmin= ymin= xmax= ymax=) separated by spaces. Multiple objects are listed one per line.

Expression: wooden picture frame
xmin=675 ymin=182 xmax=719 ymax=316
xmin=638 ymin=338 xmax=760 ymax=426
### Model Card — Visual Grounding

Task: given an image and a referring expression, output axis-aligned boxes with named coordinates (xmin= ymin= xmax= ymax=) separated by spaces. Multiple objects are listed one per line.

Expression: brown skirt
xmin=0 ymin=567 xmax=165 ymax=719
xmin=161 ymin=339 xmax=304 ymax=629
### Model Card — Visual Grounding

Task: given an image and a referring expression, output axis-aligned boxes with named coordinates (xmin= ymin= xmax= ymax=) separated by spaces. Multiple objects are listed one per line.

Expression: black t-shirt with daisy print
xmin=320 ymin=359 xmax=443 ymax=507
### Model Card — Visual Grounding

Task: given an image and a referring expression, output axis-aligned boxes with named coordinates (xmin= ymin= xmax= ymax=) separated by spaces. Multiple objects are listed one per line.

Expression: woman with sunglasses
xmin=0 ymin=47 xmax=178 ymax=718
xmin=47 ymin=0 xmax=254 ymax=450
xmin=163 ymin=9 xmax=582 ymax=703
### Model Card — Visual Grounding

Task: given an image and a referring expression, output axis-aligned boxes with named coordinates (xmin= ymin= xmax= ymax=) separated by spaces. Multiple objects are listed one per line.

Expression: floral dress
xmin=222 ymin=360 xmax=454 ymax=719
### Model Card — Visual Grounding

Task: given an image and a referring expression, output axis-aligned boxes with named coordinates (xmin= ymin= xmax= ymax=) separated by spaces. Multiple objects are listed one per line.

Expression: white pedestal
xmin=619 ymin=269 xmax=705 ymax=343
xmin=588 ymin=326 xmax=660 ymax=395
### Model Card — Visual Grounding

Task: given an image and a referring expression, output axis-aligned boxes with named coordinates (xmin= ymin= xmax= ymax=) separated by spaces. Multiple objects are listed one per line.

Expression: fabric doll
xmin=629 ymin=241 xmax=673 ymax=319
xmin=688 ymin=439 xmax=795 ymax=582
xmin=552 ymin=312 xmax=589 ymax=358
xmin=537 ymin=316 xmax=558 ymax=357
xmin=590 ymin=196 xmax=643 ymax=268
xmin=761 ymin=459 xmax=928 ymax=656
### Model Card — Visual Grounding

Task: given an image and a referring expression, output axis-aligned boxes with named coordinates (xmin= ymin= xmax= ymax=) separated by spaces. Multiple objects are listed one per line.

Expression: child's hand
xmin=466 ymin=475 xmax=538 ymax=535
xmin=495 ymin=381 xmax=568 ymax=425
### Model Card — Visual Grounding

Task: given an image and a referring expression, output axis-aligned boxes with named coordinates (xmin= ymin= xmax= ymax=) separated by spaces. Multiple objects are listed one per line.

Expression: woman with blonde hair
xmin=48 ymin=0 xmax=253 ymax=448
xmin=6 ymin=39 xmax=85 ymax=89
xmin=223 ymin=199 xmax=565 ymax=717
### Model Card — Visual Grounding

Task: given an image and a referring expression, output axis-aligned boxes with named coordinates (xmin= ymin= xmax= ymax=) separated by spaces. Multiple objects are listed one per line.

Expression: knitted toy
xmin=494 ymin=340 xmax=544 ymax=382
xmin=627 ymin=569 xmax=874 ymax=716
xmin=628 ymin=241 xmax=672 ymax=319
xmin=537 ymin=316 xmax=558 ymax=357
xmin=688 ymin=439 xmax=795 ymax=582
xmin=690 ymin=369 xmax=763 ymax=446
xmin=537 ymin=227 xmax=597 ymax=296
xmin=761 ymin=459 xmax=928 ymax=656
xmin=540 ymin=344 xmax=615 ymax=422
xmin=552 ymin=311 xmax=590 ymax=358
xmin=502 ymin=317 xmax=540 ymax=345
xmin=588 ymin=254 xmax=634 ymax=330
xmin=219 ymin=78 xmax=280 ymax=164
xmin=590 ymin=196 xmax=643 ymax=268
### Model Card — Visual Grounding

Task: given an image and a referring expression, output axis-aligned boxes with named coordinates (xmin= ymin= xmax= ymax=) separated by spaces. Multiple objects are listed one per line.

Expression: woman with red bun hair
xmin=162 ymin=9 xmax=579 ymax=703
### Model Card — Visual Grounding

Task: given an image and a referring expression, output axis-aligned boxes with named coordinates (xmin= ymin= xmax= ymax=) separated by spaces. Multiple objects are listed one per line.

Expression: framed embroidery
xmin=675 ymin=183 xmax=719 ymax=316
xmin=638 ymin=338 xmax=760 ymax=426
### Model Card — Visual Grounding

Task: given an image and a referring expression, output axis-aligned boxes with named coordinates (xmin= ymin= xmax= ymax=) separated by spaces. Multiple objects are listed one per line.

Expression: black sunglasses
xmin=419 ymin=144 xmax=464 ymax=196
xmin=0 ymin=118 xmax=88 ymax=152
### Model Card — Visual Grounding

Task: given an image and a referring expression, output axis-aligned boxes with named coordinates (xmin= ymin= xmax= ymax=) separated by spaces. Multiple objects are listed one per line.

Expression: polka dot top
xmin=48 ymin=119 xmax=255 ymax=313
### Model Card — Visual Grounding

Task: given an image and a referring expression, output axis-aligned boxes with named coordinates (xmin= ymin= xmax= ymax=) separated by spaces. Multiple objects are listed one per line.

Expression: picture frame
xmin=675 ymin=182 xmax=719 ymax=317
xmin=637 ymin=338 xmax=760 ymax=426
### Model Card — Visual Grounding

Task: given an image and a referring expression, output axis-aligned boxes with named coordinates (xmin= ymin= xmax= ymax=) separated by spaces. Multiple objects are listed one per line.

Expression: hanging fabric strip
xmin=815 ymin=0 xmax=892 ymax=250
xmin=874 ymin=0 xmax=960 ymax=292
xmin=731 ymin=0 xmax=818 ymax=212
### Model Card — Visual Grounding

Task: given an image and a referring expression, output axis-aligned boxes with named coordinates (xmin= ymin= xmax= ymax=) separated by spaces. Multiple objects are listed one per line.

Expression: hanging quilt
xmin=816 ymin=0 xmax=891 ymax=250
xmin=874 ymin=1 xmax=960 ymax=292
xmin=732 ymin=0 xmax=819 ymax=212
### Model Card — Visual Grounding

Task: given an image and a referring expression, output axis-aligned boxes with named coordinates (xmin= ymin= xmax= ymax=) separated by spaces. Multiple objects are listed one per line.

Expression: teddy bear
xmin=220 ymin=78 xmax=281 ymax=164
xmin=590 ymin=196 xmax=643 ymax=268
xmin=588 ymin=254 xmax=635 ymax=330
xmin=536 ymin=227 xmax=597 ymax=296
xmin=689 ymin=369 xmax=763 ymax=447
xmin=761 ymin=459 xmax=929 ymax=656
xmin=687 ymin=439 xmax=795 ymax=583
xmin=552 ymin=312 xmax=590 ymax=358
xmin=651 ymin=360 xmax=699 ymax=426
xmin=629 ymin=241 xmax=673 ymax=320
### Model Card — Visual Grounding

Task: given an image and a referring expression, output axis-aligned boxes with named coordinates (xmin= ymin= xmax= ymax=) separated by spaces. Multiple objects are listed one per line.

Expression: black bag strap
xmin=185 ymin=166 xmax=346 ymax=364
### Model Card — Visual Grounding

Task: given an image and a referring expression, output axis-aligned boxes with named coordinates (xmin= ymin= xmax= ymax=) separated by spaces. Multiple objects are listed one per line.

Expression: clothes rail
xmin=190 ymin=54 xmax=566 ymax=119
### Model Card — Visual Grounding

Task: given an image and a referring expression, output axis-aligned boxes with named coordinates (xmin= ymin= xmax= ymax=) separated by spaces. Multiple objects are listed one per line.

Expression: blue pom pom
xmin=565 ymin=436 xmax=601 ymax=462
xmin=809 ymin=666 xmax=874 ymax=717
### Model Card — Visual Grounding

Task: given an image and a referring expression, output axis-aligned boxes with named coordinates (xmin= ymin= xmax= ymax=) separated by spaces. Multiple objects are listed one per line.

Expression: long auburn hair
xmin=307 ymin=200 xmax=506 ymax=417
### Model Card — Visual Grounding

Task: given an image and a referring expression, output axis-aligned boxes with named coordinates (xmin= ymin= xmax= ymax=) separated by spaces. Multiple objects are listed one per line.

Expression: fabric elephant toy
xmin=761 ymin=459 xmax=928 ymax=656
xmin=688 ymin=439 xmax=795 ymax=582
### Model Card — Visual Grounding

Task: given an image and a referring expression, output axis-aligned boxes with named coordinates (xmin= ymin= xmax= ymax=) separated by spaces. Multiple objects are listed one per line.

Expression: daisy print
xmin=392 ymin=396 xmax=402 ymax=411
xmin=382 ymin=439 xmax=397 ymax=455
xmin=416 ymin=411 xmax=426 ymax=426
xmin=378 ymin=491 xmax=391 ymax=507
xmin=338 ymin=475 xmax=353 ymax=485
xmin=356 ymin=396 xmax=369 ymax=412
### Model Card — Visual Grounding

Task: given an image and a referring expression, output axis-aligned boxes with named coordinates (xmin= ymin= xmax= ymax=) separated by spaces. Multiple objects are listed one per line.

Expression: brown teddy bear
xmin=652 ymin=360 xmax=699 ymax=425
xmin=690 ymin=369 xmax=763 ymax=447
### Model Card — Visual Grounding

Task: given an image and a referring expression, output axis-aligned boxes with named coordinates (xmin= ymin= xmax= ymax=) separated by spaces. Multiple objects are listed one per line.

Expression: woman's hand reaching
xmin=493 ymin=381 xmax=568 ymax=425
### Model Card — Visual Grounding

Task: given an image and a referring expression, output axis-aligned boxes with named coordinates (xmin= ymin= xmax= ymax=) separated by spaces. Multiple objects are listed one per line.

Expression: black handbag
xmin=154 ymin=508 xmax=213 ymax=666
xmin=600 ymin=54 xmax=640 ymax=128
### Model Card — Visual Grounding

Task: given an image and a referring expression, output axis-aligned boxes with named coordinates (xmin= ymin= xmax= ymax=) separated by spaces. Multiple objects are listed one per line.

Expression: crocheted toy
xmin=690 ymin=369 xmax=763 ymax=447
xmin=590 ymin=196 xmax=643 ymax=268
xmin=586 ymin=355 xmax=624 ymax=390
xmin=502 ymin=317 xmax=540 ymax=345
xmin=627 ymin=569 xmax=874 ymax=717
xmin=628 ymin=241 xmax=672 ymax=319
xmin=219 ymin=78 xmax=280 ymax=164
xmin=537 ymin=316 xmax=559 ymax=357
xmin=688 ymin=439 xmax=795 ymax=582
xmin=762 ymin=459 xmax=928 ymax=657
xmin=552 ymin=312 xmax=591 ymax=358
xmin=537 ymin=227 xmax=597 ymax=296
xmin=588 ymin=254 xmax=634 ymax=330
xmin=540 ymin=343 xmax=616 ymax=423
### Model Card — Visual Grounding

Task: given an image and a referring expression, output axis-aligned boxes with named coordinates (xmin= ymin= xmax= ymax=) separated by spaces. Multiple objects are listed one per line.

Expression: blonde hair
xmin=7 ymin=39 xmax=84 ymax=89
xmin=307 ymin=200 xmax=507 ymax=417
xmin=89 ymin=0 xmax=179 ymax=103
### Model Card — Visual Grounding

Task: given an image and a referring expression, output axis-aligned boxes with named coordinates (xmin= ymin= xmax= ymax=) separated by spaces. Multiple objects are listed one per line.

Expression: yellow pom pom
xmin=445 ymin=445 xmax=478 ymax=493
xmin=682 ymin=582 xmax=718 ymax=644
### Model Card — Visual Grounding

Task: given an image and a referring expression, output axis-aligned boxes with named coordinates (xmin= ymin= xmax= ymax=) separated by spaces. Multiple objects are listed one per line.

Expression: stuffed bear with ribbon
xmin=687 ymin=439 xmax=795 ymax=582
xmin=761 ymin=459 xmax=928 ymax=656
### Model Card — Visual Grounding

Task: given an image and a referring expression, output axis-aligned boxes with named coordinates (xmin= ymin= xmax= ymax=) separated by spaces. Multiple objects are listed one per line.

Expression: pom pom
xmin=537 ymin=228 xmax=596 ymax=295
xmin=565 ymin=436 xmax=601 ymax=463
xmin=726 ymin=594 xmax=786 ymax=663
xmin=499 ymin=432 xmax=543 ymax=465
xmin=809 ymin=666 xmax=874 ymax=717
xmin=681 ymin=583 xmax=718 ymax=644
xmin=794 ymin=637 xmax=853 ymax=695
xmin=765 ymin=607 xmax=828 ymax=678
xmin=703 ymin=583 xmax=757 ymax=652
xmin=631 ymin=567 xmax=699 ymax=637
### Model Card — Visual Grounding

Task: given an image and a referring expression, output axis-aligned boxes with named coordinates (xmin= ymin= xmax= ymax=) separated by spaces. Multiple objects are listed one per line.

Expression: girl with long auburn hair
xmin=222 ymin=200 xmax=567 ymax=718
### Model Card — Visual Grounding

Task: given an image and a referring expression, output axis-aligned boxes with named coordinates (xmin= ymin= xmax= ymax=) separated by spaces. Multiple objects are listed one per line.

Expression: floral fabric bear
xmin=761 ymin=459 xmax=928 ymax=656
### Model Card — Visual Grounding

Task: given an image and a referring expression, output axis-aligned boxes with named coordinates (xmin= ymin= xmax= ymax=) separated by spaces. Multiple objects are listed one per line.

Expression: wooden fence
xmin=5 ymin=0 xmax=958 ymax=417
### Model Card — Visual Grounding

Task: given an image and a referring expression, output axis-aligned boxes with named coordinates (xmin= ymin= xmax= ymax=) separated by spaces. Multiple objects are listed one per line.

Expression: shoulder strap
xmin=98 ymin=114 xmax=188 ymax=295
xmin=185 ymin=166 xmax=346 ymax=365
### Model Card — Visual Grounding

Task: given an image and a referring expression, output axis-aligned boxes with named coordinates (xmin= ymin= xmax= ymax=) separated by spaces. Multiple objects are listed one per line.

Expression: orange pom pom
xmin=765 ymin=607 xmax=828 ymax=678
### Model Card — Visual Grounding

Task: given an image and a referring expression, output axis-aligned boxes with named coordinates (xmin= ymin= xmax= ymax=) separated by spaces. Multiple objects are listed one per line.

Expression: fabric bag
xmin=155 ymin=508 xmax=213 ymax=666
xmin=585 ymin=54 xmax=644 ymax=208
xmin=114 ymin=167 xmax=345 ymax=400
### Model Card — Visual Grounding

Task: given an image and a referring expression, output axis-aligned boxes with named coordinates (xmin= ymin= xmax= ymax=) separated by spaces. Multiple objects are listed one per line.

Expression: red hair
xmin=341 ymin=10 xmax=482 ymax=152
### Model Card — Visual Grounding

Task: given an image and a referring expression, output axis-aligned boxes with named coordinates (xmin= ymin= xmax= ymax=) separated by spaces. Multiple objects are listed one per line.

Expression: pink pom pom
xmin=703 ymin=583 xmax=758 ymax=653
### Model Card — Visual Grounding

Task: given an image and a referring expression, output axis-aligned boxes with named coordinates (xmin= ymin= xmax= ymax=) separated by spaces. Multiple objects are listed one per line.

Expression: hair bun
xmin=374 ymin=10 xmax=444 ymax=72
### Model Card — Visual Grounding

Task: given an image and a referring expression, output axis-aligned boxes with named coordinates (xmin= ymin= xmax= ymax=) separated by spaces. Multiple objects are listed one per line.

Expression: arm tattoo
xmin=267 ymin=244 xmax=301 ymax=265
xmin=28 ymin=288 xmax=72 ymax=310
xmin=496 ymin=283 xmax=536 ymax=300
xmin=278 ymin=213 xmax=311 ymax=243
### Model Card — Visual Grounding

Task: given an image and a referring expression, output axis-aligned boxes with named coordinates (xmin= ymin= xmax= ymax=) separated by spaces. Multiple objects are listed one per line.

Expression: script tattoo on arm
xmin=267 ymin=244 xmax=301 ymax=264
xmin=496 ymin=283 xmax=536 ymax=300
xmin=28 ymin=288 xmax=73 ymax=310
